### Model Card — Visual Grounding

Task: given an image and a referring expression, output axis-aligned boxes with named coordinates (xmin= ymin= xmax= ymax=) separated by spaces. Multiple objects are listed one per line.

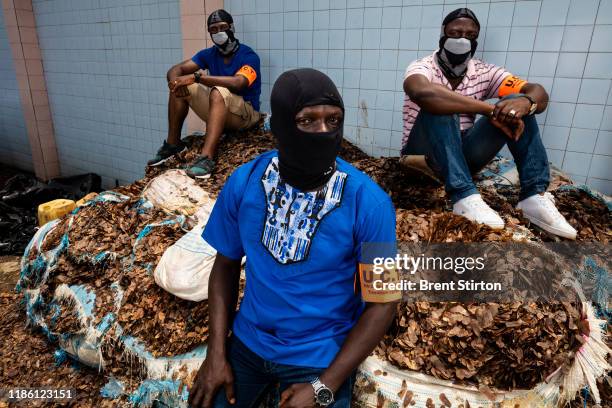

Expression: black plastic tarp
xmin=0 ymin=172 xmax=101 ymax=256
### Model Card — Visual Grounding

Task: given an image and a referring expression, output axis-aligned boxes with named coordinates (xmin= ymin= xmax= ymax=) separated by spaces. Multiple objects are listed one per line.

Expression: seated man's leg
xmin=460 ymin=115 xmax=507 ymax=174
xmin=463 ymin=94 xmax=549 ymax=197
xmin=505 ymin=111 xmax=549 ymax=201
xmin=181 ymin=84 xmax=225 ymax=178
xmin=402 ymin=110 xmax=478 ymax=203
xmin=499 ymin=97 xmax=575 ymax=238
xmin=186 ymin=84 xmax=259 ymax=178
xmin=212 ymin=336 xmax=273 ymax=408
xmin=403 ymin=111 xmax=504 ymax=228
xmin=147 ymin=87 xmax=190 ymax=166
xmin=168 ymin=87 xmax=191 ymax=145
xmin=462 ymin=96 xmax=576 ymax=238
xmin=201 ymin=87 xmax=228 ymax=159
xmin=187 ymin=84 xmax=260 ymax=158
xmin=457 ymin=108 xmax=534 ymax=230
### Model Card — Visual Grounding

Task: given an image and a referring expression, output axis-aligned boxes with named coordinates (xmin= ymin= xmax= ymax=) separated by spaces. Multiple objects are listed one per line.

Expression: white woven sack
xmin=153 ymin=220 xmax=216 ymax=302
xmin=142 ymin=169 xmax=214 ymax=219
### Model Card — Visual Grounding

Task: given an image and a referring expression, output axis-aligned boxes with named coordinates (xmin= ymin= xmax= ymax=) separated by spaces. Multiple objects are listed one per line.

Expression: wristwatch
xmin=311 ymin=378 xmax=334 ymax=406
xmin=518 ymin=94 xmax=537 ymax=115
xmin=193 ymin=71 xmax=201 ymax=83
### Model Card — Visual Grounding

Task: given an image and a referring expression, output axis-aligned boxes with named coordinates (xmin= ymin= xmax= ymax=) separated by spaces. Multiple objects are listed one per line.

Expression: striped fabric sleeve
xmin=404 ymin=59 xmax=434 ymax=82
xmin=484 ymin=64 xmax=513 ymax=100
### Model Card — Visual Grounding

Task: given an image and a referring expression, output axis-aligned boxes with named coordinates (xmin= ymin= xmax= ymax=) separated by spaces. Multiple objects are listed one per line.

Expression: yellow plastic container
xmin=38 ymin=199 xmax=76 ymax=226
xmin=76 ymin=192 xmax=98 ymax=207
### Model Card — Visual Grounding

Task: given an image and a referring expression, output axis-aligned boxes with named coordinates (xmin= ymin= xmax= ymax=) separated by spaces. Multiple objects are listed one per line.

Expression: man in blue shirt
xmin=148 ymin=9 xmax=262 ymax=179
xmin=188 ymin=69 xmax=398 ymax=408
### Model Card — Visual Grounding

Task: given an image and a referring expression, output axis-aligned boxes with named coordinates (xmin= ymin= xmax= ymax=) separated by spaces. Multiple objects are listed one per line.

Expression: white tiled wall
xmin=32 ymin=0 xmax=183 ymax=188
xmin=0 ymin=7 xmax=32 ymax=172
xmin=2 ymin=0 xmax=610 ymax=193
xmin=226 ymin=0 xmax=612 ymax=195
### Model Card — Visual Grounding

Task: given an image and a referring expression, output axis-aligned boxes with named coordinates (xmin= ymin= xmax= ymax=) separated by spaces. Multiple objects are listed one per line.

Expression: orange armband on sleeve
xmin=498 ymin=75 xmax=528 ymax=97
xmin=357 ymin=263 xmax=402 ymax=303
xmin=236 ymin=65 xmax=257 ymax=86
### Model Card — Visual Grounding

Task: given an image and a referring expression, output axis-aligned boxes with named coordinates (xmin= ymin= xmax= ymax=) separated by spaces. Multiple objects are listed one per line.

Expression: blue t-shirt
xmin=203 ymin=150 xmax=397 ymax=368
xmin=191 ymin=44 xmax=261 ymax=112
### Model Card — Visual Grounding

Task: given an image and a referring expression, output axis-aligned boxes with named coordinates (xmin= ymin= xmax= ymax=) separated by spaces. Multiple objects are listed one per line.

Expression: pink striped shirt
xmin=402 ymin=52 xmax=511 ymax=147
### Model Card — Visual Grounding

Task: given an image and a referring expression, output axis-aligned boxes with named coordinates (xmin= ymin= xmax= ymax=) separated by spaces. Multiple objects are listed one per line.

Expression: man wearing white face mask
xmin=401 ymin=8 xmax=577 ymax=240
xmin=148 ymin=9 xmax=262 ymax=179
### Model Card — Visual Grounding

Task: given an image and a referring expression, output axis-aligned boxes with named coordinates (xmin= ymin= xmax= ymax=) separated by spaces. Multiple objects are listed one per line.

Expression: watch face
xmin=317 ymin=388 xmax=333 ymax=405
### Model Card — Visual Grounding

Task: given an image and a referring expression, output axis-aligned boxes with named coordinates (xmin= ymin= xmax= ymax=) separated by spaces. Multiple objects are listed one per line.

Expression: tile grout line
xmin=580 ymin=0 xmax=602 ymax=181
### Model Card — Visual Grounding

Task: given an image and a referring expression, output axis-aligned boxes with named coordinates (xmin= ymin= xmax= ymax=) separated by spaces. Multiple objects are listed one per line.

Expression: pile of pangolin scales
xmin=378 ymin=301 xmax=585 ymax=390
xmin=25 ymin=125 xmax=610 ymax=394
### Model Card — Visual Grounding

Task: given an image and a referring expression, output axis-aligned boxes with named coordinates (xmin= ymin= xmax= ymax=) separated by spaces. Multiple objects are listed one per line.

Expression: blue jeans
xmin=212 ymin=336 xmax=355 ymax=408
xmin=401 ymin=95 xmax=550 ymax=203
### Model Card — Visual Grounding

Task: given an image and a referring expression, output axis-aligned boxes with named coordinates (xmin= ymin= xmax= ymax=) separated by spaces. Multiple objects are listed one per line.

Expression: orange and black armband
xmin=357 ymin=263 xmax=402 ymax=303
xmin=236 ymin=65 xmax=257 ymax=86
xmin=498 ymin=75 xmax=528 ymax=98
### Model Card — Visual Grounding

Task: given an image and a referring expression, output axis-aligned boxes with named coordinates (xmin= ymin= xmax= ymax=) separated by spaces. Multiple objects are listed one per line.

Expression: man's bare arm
xmin=404 ymin=74 xmax=525 ymax=140
xmin=167 ymin=58 xmax=249 ymax=95
xmin=404 ymin=74 xmax=494 ymax=116
xmin=207 ymin=253 xmax=241 ymax=355
xmin=167 ymin=59 xmax=200 ymax=82
xmin=520 ymin=82 xmax=549 ymax=113
xmin=199 ymin=75 xmax=249 ymax=94
xmin=188 ymin=254 xmax=241 ymax=408
xmin=320 ymin=302 xmax=397 ymax=390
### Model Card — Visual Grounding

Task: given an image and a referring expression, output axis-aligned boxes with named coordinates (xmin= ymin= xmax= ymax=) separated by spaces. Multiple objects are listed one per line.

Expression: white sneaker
xmin=517 ymin=192 xmax=577 ymax=239
xmin=453 ymin=194 xmax=505 ymax=230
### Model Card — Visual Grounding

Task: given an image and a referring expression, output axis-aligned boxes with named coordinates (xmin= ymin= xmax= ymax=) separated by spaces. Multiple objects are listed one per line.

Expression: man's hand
xmin=492 ymin=97 xmax=531 ymax=124
xmin=168 ymin=74 xmax=197 ymax=97
xmin=279 ymin=383 xmax=316 ymax=408
xmin=490 ymin=116 xmax=525 ymax=142
xmin=187 ymin=353 xmax=235 ymax=408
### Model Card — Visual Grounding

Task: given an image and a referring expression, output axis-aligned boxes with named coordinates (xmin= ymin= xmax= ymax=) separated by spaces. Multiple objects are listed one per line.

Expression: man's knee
xmin=210 ymin=87 xmax=228 ymax=107
xmin=169 ymin=84 xmax=196 ymax=102
xmin=494 ymin=94 xmax=539 ymax=127
xmin=186 ymin=83 xmax=199 ymax=95
xmin=419 ymin=110 xmax=457 ymax=126
xmin=521 ymin=112 xmax=538 ymax=126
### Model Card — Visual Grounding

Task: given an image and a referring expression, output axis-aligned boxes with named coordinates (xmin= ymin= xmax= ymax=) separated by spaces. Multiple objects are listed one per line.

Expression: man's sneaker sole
xmin=147 ymin=146 xmax=187 ymax=167
xmin=472 ymin=219 xmax=505 ymax=230
xmin=521 ymin=213 xmax=577 ymax=240
xmin=453 ymin=211 xmax=505 ymax=230
xmin=185 ymin=171 xmax=212 ymax=179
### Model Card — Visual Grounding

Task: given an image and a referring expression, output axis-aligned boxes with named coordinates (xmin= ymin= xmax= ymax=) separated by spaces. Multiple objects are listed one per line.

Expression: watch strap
xmin=518 ymin=94 xmax=537 ymax=115
xmin=311 ymin=378 xmax=324 ymax=396
xmin=311 ymin=378 xmax=334 ymax=406
xmin=193 ymin=72 xmax=201 ymax=83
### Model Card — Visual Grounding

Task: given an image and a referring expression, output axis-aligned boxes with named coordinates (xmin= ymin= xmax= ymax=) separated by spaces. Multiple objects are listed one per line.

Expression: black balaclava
xmin=437 ymin=8 xmax=480 ymax=78
xmin=207 ymin=9 xmax=239 ymax=56
xmin=270 ymin=69 xmax=345 ymax=191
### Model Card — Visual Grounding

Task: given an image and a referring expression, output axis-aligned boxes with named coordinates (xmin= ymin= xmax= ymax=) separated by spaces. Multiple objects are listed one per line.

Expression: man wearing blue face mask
xmin=148 ymin=9 xmax=262 ymax=179
xmin=401 ymin=8 xmax=577 ymax=240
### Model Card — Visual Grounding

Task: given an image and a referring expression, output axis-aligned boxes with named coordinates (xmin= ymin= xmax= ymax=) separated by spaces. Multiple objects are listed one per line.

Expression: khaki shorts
xmin=186 ymin=84 xmax=260 ymax=131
